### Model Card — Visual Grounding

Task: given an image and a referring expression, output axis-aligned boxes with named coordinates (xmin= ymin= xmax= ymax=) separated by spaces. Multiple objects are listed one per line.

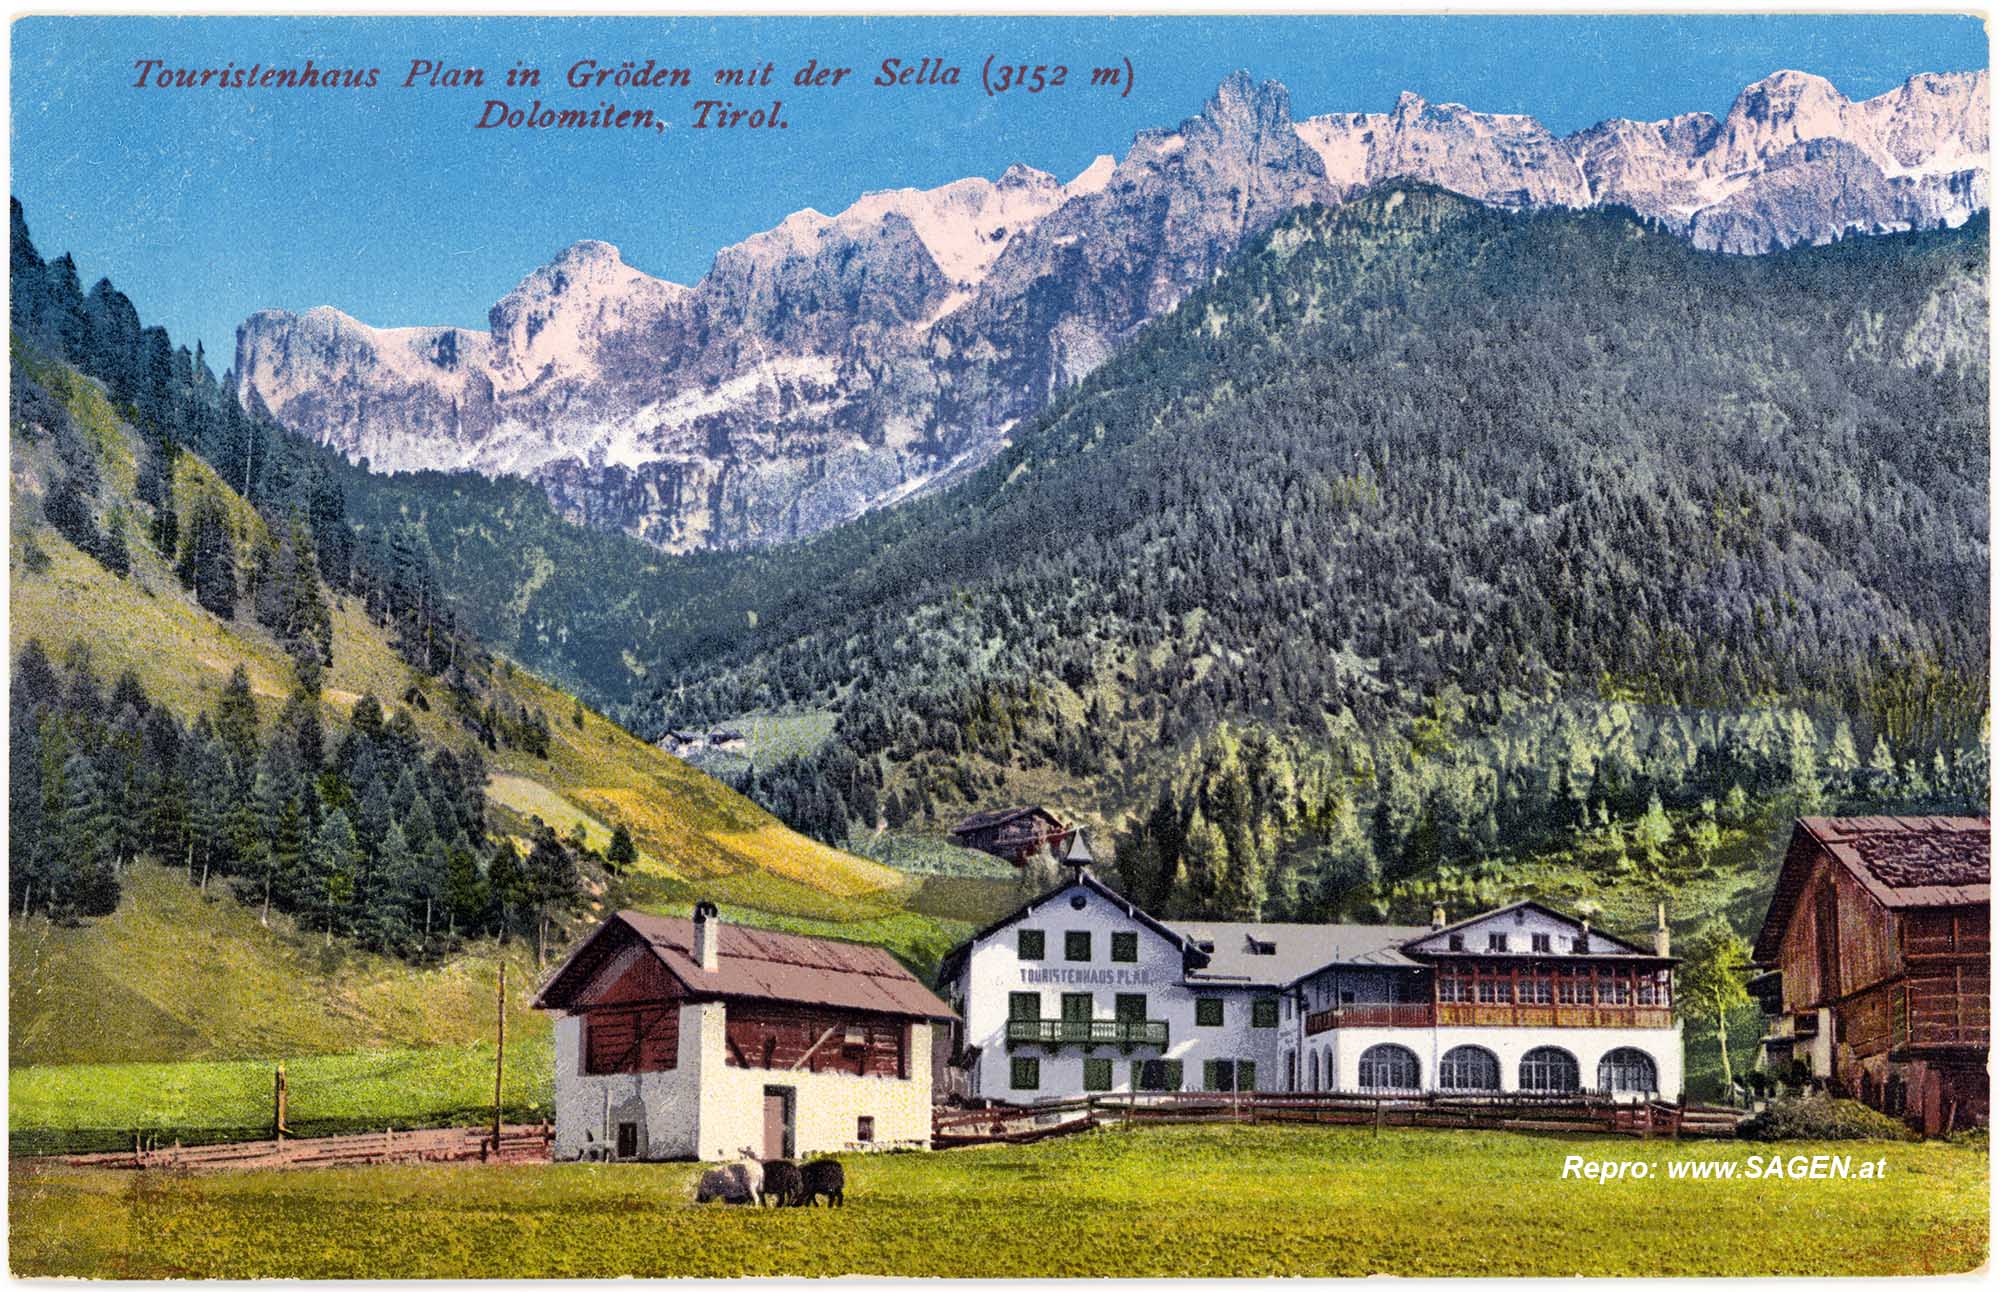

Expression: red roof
xmin=1753 ymin=816 xmax=1990 ymax=961
xmin=534 ymin=911 xmax=955 ymax=1021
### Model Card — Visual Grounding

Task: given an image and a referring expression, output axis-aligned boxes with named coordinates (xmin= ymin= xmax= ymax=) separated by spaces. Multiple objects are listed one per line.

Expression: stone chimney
xmin=693 ymin=900 xmax=721 ymax=972
xmin=1653 ymin=902 xmax=1671 ymax=958
xmin=1430 ymin=904 xmax=1446 ymax=931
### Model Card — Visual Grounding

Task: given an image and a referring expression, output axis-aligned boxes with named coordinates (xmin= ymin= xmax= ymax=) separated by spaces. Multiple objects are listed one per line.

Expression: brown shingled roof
xmin=1753 ymin=816 xmax=1990 ymax=962
xmin=534 ymin=911 xmax=955 ymax=1021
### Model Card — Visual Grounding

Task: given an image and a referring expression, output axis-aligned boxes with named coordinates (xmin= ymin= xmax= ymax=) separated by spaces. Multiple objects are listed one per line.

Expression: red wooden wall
xmin=723 ymin=1001 xmax=909 ymax=1078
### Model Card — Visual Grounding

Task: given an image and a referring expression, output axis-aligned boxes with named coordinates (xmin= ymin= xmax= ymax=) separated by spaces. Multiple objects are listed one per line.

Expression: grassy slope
xmin=10 ymin=1125 xmax=1986 ymax=1278
xmin=7 ymin=351 xmax=972 ymax=1144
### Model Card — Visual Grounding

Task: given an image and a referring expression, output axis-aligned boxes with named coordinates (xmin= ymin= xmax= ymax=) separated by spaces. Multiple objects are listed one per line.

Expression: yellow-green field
xmin=9 ymin=1125 xmax=1986 ymax=1278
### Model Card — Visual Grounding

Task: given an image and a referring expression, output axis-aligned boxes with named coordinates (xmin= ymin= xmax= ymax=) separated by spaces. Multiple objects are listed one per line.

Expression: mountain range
xmin=237 ymin=68 xmax=1989 ymax=554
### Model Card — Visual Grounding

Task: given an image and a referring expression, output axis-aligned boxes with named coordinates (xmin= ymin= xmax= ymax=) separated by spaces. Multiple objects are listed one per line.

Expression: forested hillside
xmin=614 ymin=187 xmax=1990 ymax=919
xmin=7 ymin=200 xmax=920 ymax=989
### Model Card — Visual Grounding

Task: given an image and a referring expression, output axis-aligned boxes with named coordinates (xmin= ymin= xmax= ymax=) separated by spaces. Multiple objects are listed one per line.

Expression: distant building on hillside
xmin=534 ymin=905 xmax=955 ymax=1161
xmin=935 ymin=856 xmax=1682 ymax=1103
xmin=950 ymin=806 xmax=1068 ymax=864
xmin=1751 ymin=815 xmax=1989 ymax=1134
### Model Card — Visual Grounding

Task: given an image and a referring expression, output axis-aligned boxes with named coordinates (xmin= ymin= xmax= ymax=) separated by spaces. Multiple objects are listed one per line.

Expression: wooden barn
xmin=950 ymin=806 xmax=1068 ymax=864
xmin=1752 ymin=816 xmax=1989 ymax=1134
xmin=533 ymin=904 xmax=955 ymax=1161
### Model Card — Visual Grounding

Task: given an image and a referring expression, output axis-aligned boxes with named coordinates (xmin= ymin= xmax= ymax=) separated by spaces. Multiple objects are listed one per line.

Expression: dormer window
xmin=1247 ymin=938 xmax=1276 ymax=956
xmin=1487 ymin=933 xmax=1509 ymax=953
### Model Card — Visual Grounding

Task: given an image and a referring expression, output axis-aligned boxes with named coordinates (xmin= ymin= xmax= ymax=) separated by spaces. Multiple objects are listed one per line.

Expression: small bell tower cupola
xmin=1061 ymin=831 xmax=1095 ymax=873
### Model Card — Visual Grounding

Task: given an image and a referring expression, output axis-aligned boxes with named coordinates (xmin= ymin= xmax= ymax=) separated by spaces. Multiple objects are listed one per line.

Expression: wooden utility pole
xmin=273 ymin=1062 xmax=289 ymax=1140
xmin=491 ymin=962 xmax=506 ymax=1155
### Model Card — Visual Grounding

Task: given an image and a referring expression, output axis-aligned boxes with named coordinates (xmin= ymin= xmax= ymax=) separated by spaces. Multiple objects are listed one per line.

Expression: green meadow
xmin=10 ymin=1125 xmax=1986 ymax=1278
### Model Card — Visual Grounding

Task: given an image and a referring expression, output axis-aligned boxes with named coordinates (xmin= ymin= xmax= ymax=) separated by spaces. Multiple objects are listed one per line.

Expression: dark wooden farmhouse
xmin=1752 ymin=816 xmax=1989 ymax=1134
xmin=950 ymin=806 xmax=1068 ymax=865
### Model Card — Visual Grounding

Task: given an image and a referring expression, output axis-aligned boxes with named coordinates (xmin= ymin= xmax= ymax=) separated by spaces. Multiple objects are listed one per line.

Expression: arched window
xmin=1597 ymin=1048 xmax=1659 ymax=1093
xmin=1309 ymin=1050 xmax=1320 ymax=1092
xmin=1357 ymin=1044 xmax=1421 ymax=1092
xmin=1439 ymin=1045 xmax=1501 ymax=1092
xmin=1520 ymin=1046 xmax=1580 ymax=1093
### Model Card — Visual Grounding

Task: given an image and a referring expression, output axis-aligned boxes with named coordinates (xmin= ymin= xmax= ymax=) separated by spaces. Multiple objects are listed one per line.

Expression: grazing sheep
xmin=761 ymin=1160 xmax=803 ymax=1208
xmin=797 ymin=1158 xmax=845 ymax=1208
xmin=693 ymin=1158 xmax=764 ymax=1206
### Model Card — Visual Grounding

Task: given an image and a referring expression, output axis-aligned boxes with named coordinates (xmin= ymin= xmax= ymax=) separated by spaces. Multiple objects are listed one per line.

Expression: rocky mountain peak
xmin=238 ymin=66 xmax=1990 ymax=553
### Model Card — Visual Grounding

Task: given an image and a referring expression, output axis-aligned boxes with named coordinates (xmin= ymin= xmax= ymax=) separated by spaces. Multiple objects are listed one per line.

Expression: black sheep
xmin=761 ymin=1160 xmax=803 ymax=1208
xmin=796 ymin=1158 xmax=845 ymax=1207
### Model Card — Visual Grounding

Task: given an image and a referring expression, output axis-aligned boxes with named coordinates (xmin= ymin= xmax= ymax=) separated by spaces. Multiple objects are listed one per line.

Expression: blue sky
xmin=10 ymin=14 xmax=1987 ymax=361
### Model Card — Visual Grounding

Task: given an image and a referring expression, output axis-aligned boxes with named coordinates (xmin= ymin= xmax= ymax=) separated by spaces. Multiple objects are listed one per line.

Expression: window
xmin=1357 ymin=1044 xmax=1420 ymax=1091
xmin=1065 ymin=931 xmax=1092 ymax=962
xmin=1010 ymin=1057 xmax=1041 ymax=1090
xmin=1060 ymin=993 xmax=1093 ymax=1026
xmin=1571 ymin=935 xmax=1589 ymax=954
xmin=1251 ymin=998 xmax=1279 ymax=1028
xmin=1439 ymin=1046 xmax=1500 ymax=1092
xmin=585 ymin=1006 xmax=678 ymax=1075
xmin=1018 ymin=929 xmax=1045 ymax=960
xmin=1522 ymin=976 xmax=1553 ymax=1005
xmin=1438 ymin=973 xmax=1471 ymax=1004
xmin=1556 ymin=969 xmax=1586 ymax=1005
xmin=1476 ymin=977 xmax=1513 ymax=1004
xmin=1083 ymin=1057 xmax=1114 ymax=1091
xmin=615 ymin=1122 xmax=639 ymax=1158
xmin=1009 ymin=992 xmax=1041 ymax=1021
xmin=1236 ymin=1060 xmax=1256 ymax=1092
xmin=1114 ymin=993 xmax=1149 ymax=1024
xmin=1196 ymin=997 xmax=1225 ymax=1027
xmin=1487 ymin=933 xmax=1509 ymax=952
xmin=1308 ymin=1050 xmax=1321 ymax=1091
xmin=856 ymin=1116 xmax=875 ymax=1144
xmin=1597 ymin=1048 xmax=1658 ymax=1094
xmin=1519 ymin=1047 xmax=1580 ymax=1093
xmin=1531 ymin=933 xmax=1552 ymax=953
xmin=1132 ymin=1059 xmax=1182 ymax=1091
xmin=1203 ymin=1060 xmax=1236 ymax=1092
xmin=1111 ymin=931 xmax=1138 ymax=962
xmin=1447 ymin=933 xmax=1465 ymax=951
xmin=1601 ymin=973 xmax=1632 ymax=1005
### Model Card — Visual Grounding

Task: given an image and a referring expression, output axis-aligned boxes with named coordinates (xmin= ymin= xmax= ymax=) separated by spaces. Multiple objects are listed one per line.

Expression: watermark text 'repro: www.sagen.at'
xmin=1562 ymin=1154 xmax=1891 ymax=1182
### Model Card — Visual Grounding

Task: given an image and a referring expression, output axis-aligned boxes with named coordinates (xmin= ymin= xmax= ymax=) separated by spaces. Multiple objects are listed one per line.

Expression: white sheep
xmin=693 ymin=1147 xmax=765 ymax=1205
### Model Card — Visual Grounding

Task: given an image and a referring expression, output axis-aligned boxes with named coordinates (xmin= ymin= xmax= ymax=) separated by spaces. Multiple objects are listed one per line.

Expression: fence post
xmin=273 ymin=1062 xmax=288 ymax=1141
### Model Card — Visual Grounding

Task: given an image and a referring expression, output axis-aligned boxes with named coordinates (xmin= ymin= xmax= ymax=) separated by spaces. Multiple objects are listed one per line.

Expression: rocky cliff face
xmin=238 ymin=67 xmax=1989 ymax=552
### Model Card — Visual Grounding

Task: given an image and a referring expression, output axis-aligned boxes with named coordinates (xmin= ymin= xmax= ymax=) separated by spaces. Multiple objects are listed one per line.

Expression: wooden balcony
xmin=1304 ymin=1004 xmax=1435 ymax=1035
xmin=1005 ymin=1019 xmax=1169 ymax=1050
xmin=1891 ymin=976 xmax=1990 ymax=1051
xmin=1436 ymin=1003 xmax=1675 ymax=1029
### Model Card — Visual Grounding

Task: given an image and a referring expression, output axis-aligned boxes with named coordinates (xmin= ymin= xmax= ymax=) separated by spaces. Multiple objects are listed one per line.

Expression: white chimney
xmin=693 ymin=900 xmax=721 ymax=972
xmin=1653 ymin=902 xmax=1671 ymax=958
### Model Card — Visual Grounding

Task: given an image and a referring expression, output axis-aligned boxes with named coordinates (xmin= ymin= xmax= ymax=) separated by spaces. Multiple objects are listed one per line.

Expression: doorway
xmin=762 ymin=1086 xmax=796 ymax=1160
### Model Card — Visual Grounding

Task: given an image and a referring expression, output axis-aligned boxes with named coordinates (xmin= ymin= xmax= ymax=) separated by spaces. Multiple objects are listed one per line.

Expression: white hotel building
xmin=936 ymin=857 xmax=1682 ymax=1102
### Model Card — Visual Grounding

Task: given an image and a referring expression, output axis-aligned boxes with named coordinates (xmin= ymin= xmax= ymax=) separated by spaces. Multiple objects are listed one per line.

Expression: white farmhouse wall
xmin=693 ymin=1006 xmax=934 ymax=1160
xmin=957 ymin=882 xmax=1282 ymax=1100
xmin=550 ymin=1005 xmax=703 ymax=1161
xmin=553 ymin=1002 xmax=935 ymax=1162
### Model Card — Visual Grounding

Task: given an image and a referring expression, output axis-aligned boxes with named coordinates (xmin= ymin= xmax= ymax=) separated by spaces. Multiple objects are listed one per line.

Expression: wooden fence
xmin=934 ymin=1091 xmax=1743 ymax=1146
xmin=41 ymin=1123 xmax=554 ymax=1173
